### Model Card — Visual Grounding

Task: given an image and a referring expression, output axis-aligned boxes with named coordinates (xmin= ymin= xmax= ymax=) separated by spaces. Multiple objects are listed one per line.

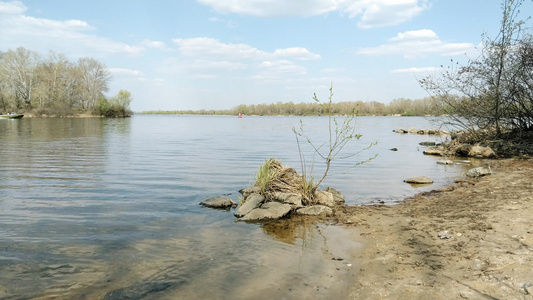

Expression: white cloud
xmin=345 ymin=0 xmax=430 ymax=28
xmin=390 ymin=67 xmax=437 ymax=74
xmin=173 ymin=37 xmax=267 ymax=60
xmin=0 ymin=0 xmax=26 ymax=14
xmin=0 ymin=1 xmax=143 ymax=57
xmin=168 ymin=38 xmax=317 ymax=80
xmin=274 ymin=47 xmax=321 ymax=60
xmin=173 ymin=37 xmax=320 ymax=62
xmin=197 ymin=0 xmax=429 ymax=28
xmin=109 ymin=68 xmax=145 ymax=76
xmin=357 ymin=29 xmax=475 ymax=58
xmin=142 ymin=39 xmax=168 ymax=50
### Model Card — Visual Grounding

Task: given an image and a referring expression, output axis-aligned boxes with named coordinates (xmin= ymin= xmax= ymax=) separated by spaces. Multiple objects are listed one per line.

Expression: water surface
xmin=0 ymin=115 xmax=471 ymax=299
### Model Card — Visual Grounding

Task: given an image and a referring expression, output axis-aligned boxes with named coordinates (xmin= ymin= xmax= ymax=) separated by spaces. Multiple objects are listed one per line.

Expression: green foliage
xmin=254 ymin=158 xmax=279 ymax=195
xmin=293 ymin=84 xmax=377 ymax=198
xmin=95 ymin=90 xmax=133 ymax=117
xmin=420 ymin=0 xmax=533 ymax=137
xmin=0 ymin=46 xmax=129 ymax=117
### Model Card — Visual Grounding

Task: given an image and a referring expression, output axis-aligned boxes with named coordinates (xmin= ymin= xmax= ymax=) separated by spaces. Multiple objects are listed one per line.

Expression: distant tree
xmin=78 ymin=57 xmax=111 ymax=110
xmin=98 ymin=89 xmax=133 ymax=117
xmin=0 ymin=47 xmax=40 ymax=110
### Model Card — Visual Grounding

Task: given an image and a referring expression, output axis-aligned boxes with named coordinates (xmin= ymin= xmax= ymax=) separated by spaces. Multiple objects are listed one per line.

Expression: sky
xmin=1 ymin=0 xmax=532 ymax=112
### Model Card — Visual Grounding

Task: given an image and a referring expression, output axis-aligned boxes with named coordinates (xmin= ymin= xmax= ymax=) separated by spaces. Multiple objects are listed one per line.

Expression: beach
xmin=333 ymin=158 xmax=533 ymax=299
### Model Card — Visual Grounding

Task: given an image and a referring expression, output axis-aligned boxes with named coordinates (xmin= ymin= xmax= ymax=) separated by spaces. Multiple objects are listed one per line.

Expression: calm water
xmin=0 ymin=115 xmax=471 ymax=299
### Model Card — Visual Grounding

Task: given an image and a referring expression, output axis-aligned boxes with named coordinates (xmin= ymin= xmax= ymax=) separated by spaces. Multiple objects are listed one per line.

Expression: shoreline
xmin=331 ymin=158 xmax=533 ymax=299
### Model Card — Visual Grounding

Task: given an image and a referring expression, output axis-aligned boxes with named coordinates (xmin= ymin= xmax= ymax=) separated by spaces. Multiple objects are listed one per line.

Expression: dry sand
xmin=333 ymin=158 xmax=533 ymax=299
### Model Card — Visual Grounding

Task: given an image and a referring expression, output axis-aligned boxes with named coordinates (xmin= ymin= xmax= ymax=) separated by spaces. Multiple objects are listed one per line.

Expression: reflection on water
xmin=261 ymin=216 xmax=320 ymax=245
xmin=0 ymin=115 xmax=470 ymax=299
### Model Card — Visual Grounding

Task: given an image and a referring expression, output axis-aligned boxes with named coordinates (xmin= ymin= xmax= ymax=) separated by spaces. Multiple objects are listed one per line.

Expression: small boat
xmin=0 ymin=113 xmax=24 ymax=119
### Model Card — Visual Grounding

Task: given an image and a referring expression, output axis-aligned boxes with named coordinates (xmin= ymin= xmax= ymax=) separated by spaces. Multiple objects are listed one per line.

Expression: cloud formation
xmin=0 ymin=0 xmax=143 ymax=57
xmin=171 ymin=37 xmax=320 ymax=80
xmin=357 ymin=29 xmax=475 ymax=58
xmin=197 ymin=0 xmax=430 ymax=28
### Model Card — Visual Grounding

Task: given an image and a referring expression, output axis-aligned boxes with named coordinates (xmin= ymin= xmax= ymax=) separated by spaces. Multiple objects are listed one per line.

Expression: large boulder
xmin=234 ymin=193 xmax=264 ymax=218
xmin=465 ymin=166 xmax=492 ymax=178
xmin=238 ymin=202 xmax=292 ymax=222
xmin=324 ymin=187 xmax=345 ymax=204
xmin=404 ymin=176 xmax=434 ymax=184
xmin=200 ymin=196 xmax=237 ymax=209
xmin=271 ymin=192 xmax=303 ymax=207
xmin=314 ymin=190 xmax=335 ymax=207
xmin=296 ymin=205 xmax=333 ymax=216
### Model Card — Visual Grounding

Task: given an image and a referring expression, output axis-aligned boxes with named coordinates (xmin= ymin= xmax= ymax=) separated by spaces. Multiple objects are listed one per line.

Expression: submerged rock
xmin=437 ymin=159 xmax=454 ymax=165
xmin=296 ymin=205 xmax=333 ymax=216
xmin=238 ymin=202 xmax=292 ymax=222
xmin=234 ymin=193 xmax=264 ymax=218
xmin=404 ymin=176 xmax=434 ymax=184
xmin=200 ymin=196 xmax=237 ymax=209
xmin=419 ymin=141 xmax=436 ymax=146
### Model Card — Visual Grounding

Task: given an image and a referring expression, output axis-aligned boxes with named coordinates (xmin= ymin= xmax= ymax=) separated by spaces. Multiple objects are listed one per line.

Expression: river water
xmin=0 ymin=115 xmax=471 ymax=299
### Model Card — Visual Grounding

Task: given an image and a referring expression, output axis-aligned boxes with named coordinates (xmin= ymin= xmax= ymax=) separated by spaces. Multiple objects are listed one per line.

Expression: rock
xmin=419 ymin=141 xmax=436 ymax=146
xmin=238 ymin=186 xmax=261 ymax=198
xmin=437 ymin=159 xmax=454 ymax=165
xmin=469 ymin=145 xmax=496 ymax=158
xmin=423 ymin=147 xmax=445 ymax=156
xmin=199 ymin=196 xmax=237 ymax=209
xmin=438 ymin=231 xmax=452 ymax=239
xmin=408 ymin=128 xmax=418 ymax=134
xmin=417 ymin=129 xmax=428 ymax=135
xmin=428 ymin=129 xmax=443 ymax=135
xmin=395 ymin=128 xmax=408 ymax=134
xmin=296 ymin=205 xmax=333 ymax=216
xmin=234 ymin=193 xmax=264 ymax=218
xmin=465 ymin=166 xmax=492 ymax=178
xmin=404 ymin=176 xmax=434 ymax=184
xmin=314 ymin=190 xmax=335 ymax=206
xmin=324 ymin=187 xmax=345 ymax=204
xmin=390 ymin=148 xmax=398 ymax=151
xmin=238 ymin=202 xmax=292 ymax=221
xmin=454 ymin=144 xmax=472 ymax=156
xmin=523 ymin=282 xmax=533 ymax=295
xmin=272 ymin=192 xmax=302 ymax=206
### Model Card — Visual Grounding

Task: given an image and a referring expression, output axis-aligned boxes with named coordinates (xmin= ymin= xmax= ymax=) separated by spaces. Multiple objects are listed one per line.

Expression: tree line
xmin=144 ymin=96 xmax=441 ymax=117
xmin=0 ymin=47 xmax=132 ymax=117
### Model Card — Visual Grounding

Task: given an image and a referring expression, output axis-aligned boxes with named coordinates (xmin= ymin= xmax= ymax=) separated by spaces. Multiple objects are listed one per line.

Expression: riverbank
xmin=332 ymin=158 xmax=533 ymax=299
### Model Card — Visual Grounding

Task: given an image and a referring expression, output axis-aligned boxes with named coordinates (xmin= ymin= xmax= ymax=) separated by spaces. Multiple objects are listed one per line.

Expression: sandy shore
xmin=332 ymin=158 xmax=533 ymax=299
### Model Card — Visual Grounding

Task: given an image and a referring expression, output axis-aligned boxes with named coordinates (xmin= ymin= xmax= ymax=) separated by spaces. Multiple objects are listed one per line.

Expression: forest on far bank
xmin=142 ymin=96 xmax=441 ymax=117
xmin=0 ymin=47 xmax=132 ymax=117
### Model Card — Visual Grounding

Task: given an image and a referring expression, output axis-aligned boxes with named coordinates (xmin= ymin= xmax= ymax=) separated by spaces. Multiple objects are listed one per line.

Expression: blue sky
xmin=1 ymin=0 xmax=532 ymax=111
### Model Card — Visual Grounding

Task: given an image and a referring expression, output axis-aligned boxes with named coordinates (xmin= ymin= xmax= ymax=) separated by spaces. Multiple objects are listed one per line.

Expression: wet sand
xmin=334 ymin=158 xmax=533 ymax=299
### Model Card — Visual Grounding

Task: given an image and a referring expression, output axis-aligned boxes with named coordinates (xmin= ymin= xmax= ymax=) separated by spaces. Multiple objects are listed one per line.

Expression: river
xmin=0 ymin=115 xmax=471 ymax=299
